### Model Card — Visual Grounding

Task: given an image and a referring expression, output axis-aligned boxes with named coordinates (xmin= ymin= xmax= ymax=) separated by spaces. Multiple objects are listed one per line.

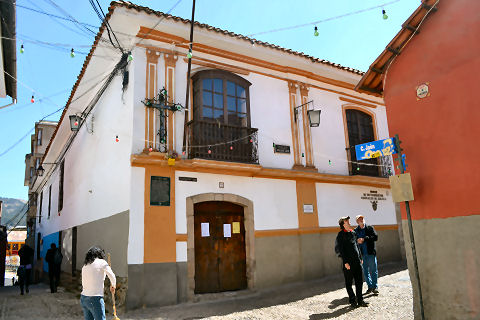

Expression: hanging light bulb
xmin=182 ymin=151 xmax=186 ymax=155
xmin=128 ymin=53 xmax=133 ymax=61
xmin=30 ymin=95 xmax=35 ymax=103
xmin=115 ymin=135 xmax=119 ymax=142
xmin=382 ymin=9 xmax=388 ymax=20
xmin=187 ymin=49 xmax=193 ymax=59
xmin=148 ymin=146 xmax=153 ymax=152
xmin=207 ymin=148 xmax=212 ymax=154
xmin=20 ymin=44 xmax=25 ymax=54
xmin=230 ymin=146 xmax=233 ymax=150
xmin=356 ymin=166 xmax=360 ymax=171
xmin=314 ymin=26 xmax=319 ymax=37
xmin=328 ymin=160 xmax=332 ymax=165
xmin=70 ymin=48 xmax=75 ymax=58
xmin=249 ymin=139 xmax=253 ymax=143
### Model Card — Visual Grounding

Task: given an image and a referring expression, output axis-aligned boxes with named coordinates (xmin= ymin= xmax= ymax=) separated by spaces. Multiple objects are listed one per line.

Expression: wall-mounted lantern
xmin=307 ymin=109 xmax=321 ymax=127
xmin=36 ymin=165 xmax=45 ymax=176
xmin=69 ymin=114 xmax=83 ymax=131
xmin=294 ymin=100 xmax=321 ymax=127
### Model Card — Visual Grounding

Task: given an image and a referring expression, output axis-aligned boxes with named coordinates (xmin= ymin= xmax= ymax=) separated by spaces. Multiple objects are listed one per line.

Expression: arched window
xmin=192 ymin=70 xmax=251 ymax=127
xmin=345 ymin=109 xmax=379 ymax=177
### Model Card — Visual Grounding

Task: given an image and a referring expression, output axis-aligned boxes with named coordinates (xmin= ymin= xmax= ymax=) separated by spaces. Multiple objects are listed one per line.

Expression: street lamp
xmin=307 ymin=109 xmax=321 ymax=127
xmin=294 ymin=100 xmax=321 ymax=127
xmin=69 ymin=114 xmax=83 ymax=131
xmin=36 ymin=165 xmax=45 ymax=176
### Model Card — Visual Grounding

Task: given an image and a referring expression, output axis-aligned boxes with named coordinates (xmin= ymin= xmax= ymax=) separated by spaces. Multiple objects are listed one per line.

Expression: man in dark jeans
xmin=18 ymin=244 xmax=34 ymax=295
xmin=336 ymin=216 xmax=368 ymax=308
xmin=45 ymin=243 xmax=62 ymax=293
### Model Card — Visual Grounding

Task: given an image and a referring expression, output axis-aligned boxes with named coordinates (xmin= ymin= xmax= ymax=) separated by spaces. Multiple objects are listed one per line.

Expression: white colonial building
xmin=32 ymin=1 xmax=402 ymax=310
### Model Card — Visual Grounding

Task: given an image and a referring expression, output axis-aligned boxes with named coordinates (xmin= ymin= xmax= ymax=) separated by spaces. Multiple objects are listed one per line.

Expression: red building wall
xmin=382 ymin=1 xmax=480 ymax=318
xmin=384 ymin=0 xmax=480 ymax=220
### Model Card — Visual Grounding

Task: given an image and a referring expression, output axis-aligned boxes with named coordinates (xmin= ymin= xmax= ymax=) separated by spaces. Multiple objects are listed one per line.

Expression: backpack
xmin=54 ymin=249 xmax=63 ymax=265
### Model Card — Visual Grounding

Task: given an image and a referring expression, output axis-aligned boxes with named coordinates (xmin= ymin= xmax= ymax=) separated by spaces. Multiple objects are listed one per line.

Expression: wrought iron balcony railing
xmin=186 ymin=120 xmax=259 ymax=164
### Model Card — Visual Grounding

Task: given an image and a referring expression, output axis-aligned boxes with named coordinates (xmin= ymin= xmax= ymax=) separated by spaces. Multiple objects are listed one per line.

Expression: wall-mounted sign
xmin=389 ymin=173 xmax=414 ymax=202
xmin=201 ymin=223 xmax=209 ymax=237
xmin=179 ymin=176 xmax=197 ymax=182
xmin=416 ymin=82 xmax=430 ymax=100
xmin=232 ymin=222 xmax=240 ymax=234
xmin=361 ymin=190 xmax=387 ymax=211
xmin=274 ymin=144 xmax=291 ymax=154
xmin=219 ymin=182 xmax=224 ymax=188
xmin=223 ymin=224 xmax=231 ymax=238
xmin=150 ymin=176 xmax=170 ymax=206
xmin=355 ymin=137 xmax=397 ymax=160
xmin=303 ymin=204 xmax=314 ymax=213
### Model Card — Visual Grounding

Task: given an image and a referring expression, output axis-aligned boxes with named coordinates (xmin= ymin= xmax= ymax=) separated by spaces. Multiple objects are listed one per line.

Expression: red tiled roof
xmin=114 ymin=0 xmax=364 ymax=75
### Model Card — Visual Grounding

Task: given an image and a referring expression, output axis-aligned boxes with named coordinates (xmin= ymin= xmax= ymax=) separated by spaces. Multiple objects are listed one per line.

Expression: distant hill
xmin=0 ymin=197 xmax=27 ymax=228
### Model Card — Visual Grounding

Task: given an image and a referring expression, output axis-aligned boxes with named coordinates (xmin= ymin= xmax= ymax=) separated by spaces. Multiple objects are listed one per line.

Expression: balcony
xmin=346 ymin=147 xmax=393 ymax=178
xmin=186 ymin=120 xmax=259 ymax=164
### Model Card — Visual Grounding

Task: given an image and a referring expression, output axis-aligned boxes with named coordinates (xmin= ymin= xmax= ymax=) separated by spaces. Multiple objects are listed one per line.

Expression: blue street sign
xmin=355 ymin=137 xmax=397 ymax=160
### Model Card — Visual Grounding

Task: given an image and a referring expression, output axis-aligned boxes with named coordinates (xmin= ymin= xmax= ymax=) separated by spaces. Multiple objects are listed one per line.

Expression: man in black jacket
xmin=336 ymin=216 xmax=368 ymax=307
xmin=355 ymin=215 xmax=379 ymax=294
xmin=45 ymin=243 xmax=62 ymax=293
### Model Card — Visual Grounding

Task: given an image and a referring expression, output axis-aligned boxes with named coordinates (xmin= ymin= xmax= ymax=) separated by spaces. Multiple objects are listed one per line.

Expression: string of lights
xmin=0 ymin=69 xmax=116 ymax=157
xmin=0 ymin=69 xmax=113 ymax=112
xmin=247 ymin=0 xmax=400 ymax=38
xmin=134 ymin=128 xmax=392 ymax=169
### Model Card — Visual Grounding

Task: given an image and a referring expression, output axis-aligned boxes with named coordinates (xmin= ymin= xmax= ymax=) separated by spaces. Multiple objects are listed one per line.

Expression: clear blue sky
xmin=0 ymin=0 xmax=419 ymax=200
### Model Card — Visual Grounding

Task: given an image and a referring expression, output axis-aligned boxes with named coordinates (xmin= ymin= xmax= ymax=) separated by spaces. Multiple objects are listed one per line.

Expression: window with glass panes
xmin=193 ymin=70 xmax=251 ymax=127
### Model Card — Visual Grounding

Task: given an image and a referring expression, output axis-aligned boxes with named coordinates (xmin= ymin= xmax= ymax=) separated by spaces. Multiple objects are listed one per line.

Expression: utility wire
xmin=94 ymin=0 xmax=123 ymax=52
xmin=0 ymin=70 xmax=114 ymax=157
xmin=247 ymin=0 xmax=401 ymax=37
xmin=2 ymin=202 xmax=28 ymax=228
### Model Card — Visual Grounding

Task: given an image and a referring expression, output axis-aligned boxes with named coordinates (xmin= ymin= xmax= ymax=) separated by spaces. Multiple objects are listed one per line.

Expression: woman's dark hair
xmin=84 ymin=246 xmax=106 ymax=265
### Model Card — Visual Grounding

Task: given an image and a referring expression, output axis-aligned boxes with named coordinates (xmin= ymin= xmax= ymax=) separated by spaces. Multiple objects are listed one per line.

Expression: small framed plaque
xmin=303 ymin=204 xmax=314 ymax=213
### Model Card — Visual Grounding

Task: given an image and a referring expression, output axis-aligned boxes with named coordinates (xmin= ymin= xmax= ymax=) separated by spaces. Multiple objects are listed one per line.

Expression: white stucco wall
xmin=316 ymin=183 xmax=397 ymax=227
xmin=175 ymin=171 xmax=299 ymax=235
xmin=37 ymin=64 xmax=135 ymax=238
xmin=128 ymin=166 xmax=145 ymax=264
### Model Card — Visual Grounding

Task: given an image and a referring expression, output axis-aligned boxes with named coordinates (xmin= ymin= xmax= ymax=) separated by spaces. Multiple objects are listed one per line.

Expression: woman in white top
xmin=80 ymin=246 xmax=116 ymax=320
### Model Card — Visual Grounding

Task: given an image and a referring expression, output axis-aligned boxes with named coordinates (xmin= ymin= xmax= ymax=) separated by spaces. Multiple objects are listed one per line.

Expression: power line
xmin=2 ymin=202 xmax=28 ymax=228
xmin=0 ymin=70 xmax=114 ymax=157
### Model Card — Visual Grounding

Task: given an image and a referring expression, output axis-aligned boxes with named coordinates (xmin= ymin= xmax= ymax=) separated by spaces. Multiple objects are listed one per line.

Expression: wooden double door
xmin=194 ymin=201 xmax=247 ymax=294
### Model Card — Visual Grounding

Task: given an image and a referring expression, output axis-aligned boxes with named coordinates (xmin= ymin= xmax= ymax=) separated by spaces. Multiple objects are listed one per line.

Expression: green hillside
xmin=0 ymin=197 xmax=28 ymax=228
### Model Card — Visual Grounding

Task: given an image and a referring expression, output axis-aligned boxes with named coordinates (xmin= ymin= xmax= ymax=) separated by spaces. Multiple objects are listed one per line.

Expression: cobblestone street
xmin=0 ymin=261 xmax=412 ymax=320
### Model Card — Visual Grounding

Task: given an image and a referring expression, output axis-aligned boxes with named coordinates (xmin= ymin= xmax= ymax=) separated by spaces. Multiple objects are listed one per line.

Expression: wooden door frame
xmin=186 ymin=193 xmax=255 ymax=300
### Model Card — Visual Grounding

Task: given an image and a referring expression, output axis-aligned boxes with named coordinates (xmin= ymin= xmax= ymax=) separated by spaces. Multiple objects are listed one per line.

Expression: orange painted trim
xmin=146 ymin=50 xmax=160 ymax=150
xmin=143 ymin=165 xmax=177 ymax=263
xmin=341 ymin=105 xmax=379 ymax=175
xmin=288 ymin=81 xmax=301 ymax=166
xmin=131 ymin=155 xmax=391 ymax=188
xmin=164 ymin=53 xmax=178 ymax=152
xmin=176 ymin=234 xmax=187 ymax=241
xmin=255 ymin=225 xmax=398 ymax=237
xmin=339 ymin=96 xmax=378 ymax=109
xmin=299 ymin=84 xmax=314 ymax=167
xmin=186 ymin=57 xmax=250 ymax=76
xmin=136 ymin=27 xmax=356 ymax=91
xmin=136 ymin=44 xmax=385 ymax=107
xmin=296 ymin=181 xmax=319 ymax=228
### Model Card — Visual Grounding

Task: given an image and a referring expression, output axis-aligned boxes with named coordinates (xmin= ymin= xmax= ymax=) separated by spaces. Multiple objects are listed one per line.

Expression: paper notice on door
xmin=201 ymin=223 xmax=210 ymax=237
xmin=232 ymin=222 xmax=240 ymax=234
xmin=223 ymin=224 xmax=231 ymax=238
